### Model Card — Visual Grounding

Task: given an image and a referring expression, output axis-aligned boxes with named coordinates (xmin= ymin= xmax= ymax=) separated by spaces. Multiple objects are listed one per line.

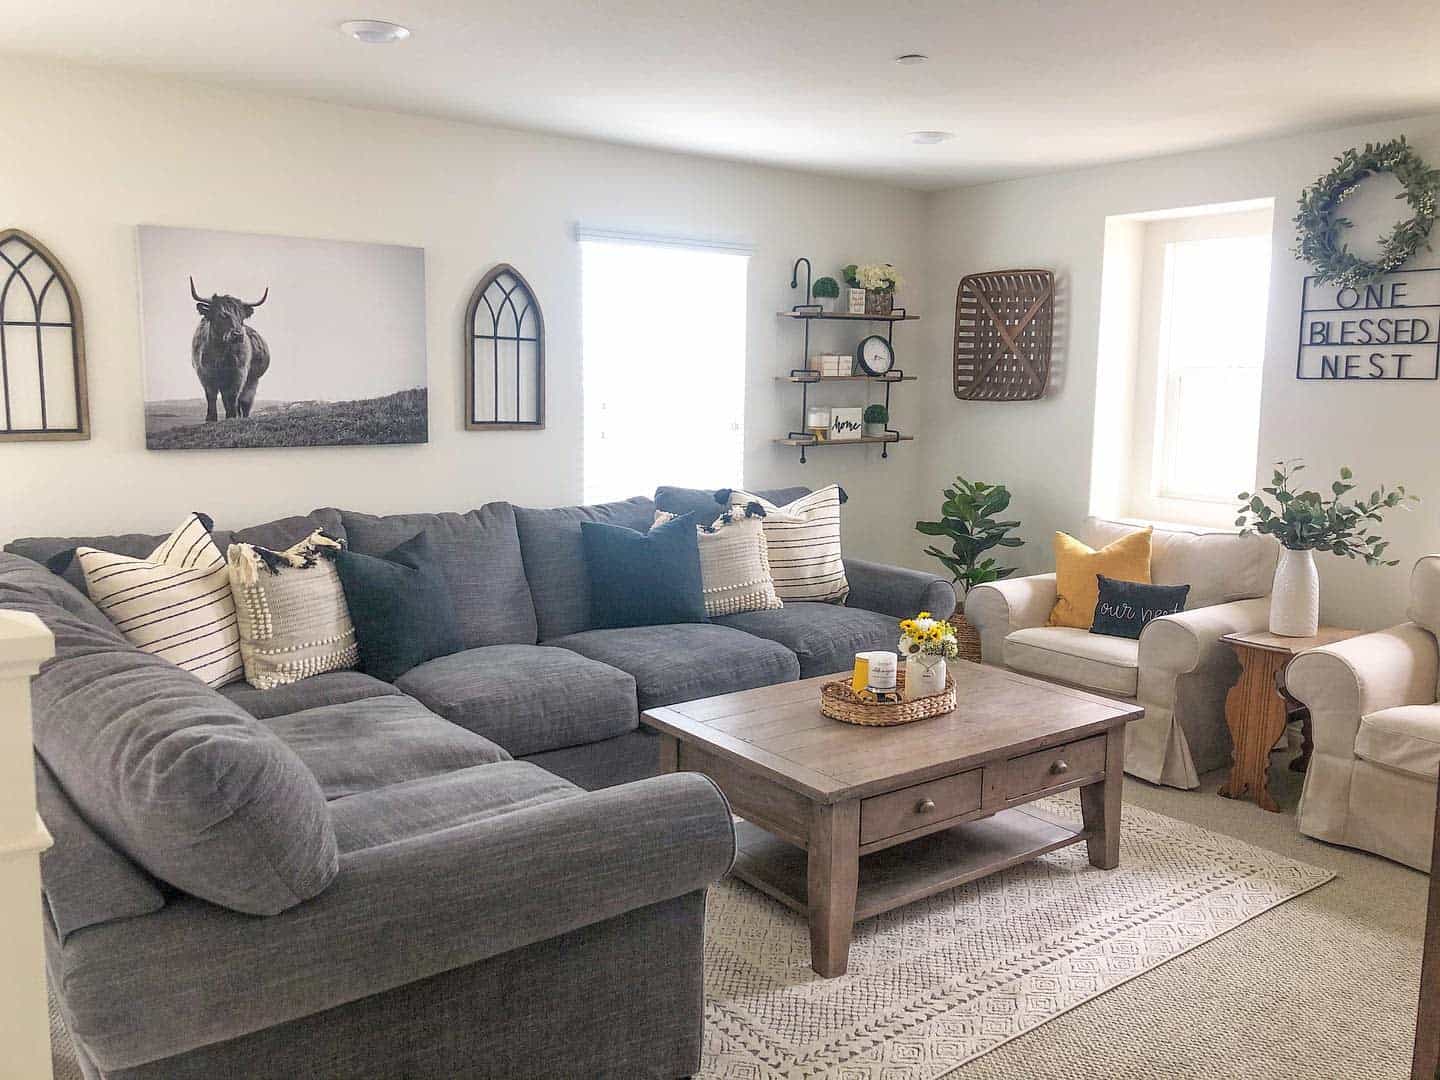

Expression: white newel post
xmin=0 ymin=611 xmax=56 ymax=1079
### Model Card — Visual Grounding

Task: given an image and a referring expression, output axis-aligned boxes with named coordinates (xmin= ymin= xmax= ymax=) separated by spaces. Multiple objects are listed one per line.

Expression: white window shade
xmin=580 ymin=238 xmax=748 ymax=504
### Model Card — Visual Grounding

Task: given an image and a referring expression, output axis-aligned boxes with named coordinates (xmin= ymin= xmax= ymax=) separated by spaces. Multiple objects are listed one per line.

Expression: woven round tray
xmin=820 ymin=669 xmax=957 ymax=727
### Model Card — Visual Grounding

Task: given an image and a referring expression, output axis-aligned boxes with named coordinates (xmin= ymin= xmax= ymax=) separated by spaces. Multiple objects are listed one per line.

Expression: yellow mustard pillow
xmin=1047 ymin=528 xmax=1153 ymax=629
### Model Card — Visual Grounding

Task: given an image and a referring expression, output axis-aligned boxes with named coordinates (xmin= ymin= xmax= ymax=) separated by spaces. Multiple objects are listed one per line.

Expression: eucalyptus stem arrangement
xmin=1236 ymin=459 xmax=1418 ymax=636
xmin=1235 ymin=460 xmax=1416 ymax=565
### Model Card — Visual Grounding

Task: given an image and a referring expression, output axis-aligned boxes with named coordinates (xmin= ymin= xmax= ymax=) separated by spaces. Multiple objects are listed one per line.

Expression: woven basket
xmin=949 ymin=611 xmax=982 ymax=664
xmin=820 ymin=669 xmax=956 ymax=727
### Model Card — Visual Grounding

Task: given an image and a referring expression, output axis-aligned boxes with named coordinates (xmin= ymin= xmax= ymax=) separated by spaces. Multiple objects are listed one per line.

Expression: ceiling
xmin=5 ymin=0 xmax=1440 ymax=189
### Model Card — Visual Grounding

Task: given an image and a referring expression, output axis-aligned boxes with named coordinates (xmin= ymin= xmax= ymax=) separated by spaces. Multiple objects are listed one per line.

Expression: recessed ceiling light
xmin=910 ymin=131 xmax=955 ymax=145
xmin=340 ymin=19 xmax=411 ymax=44
xmin=895 ymin=53 xmax=929 ymax=65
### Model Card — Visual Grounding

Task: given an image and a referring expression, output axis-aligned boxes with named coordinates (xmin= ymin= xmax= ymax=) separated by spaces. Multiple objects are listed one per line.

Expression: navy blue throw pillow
xmin=333 ymin=531 xmax=464 ymax=681
xmin=581 ymin=512 xmax=707 ymax=629
xmin=1089 ymin=575 xmax=1190 ymax=640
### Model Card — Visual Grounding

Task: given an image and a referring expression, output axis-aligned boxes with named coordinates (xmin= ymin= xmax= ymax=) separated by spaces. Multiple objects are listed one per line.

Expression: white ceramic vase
xmin=1269 ymin=546 xmax=1319 ymax=637
xmin=905 ymin=655 xmax=947 ymax=700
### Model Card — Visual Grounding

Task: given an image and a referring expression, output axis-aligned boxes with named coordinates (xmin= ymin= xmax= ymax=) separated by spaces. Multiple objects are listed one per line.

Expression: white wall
xmin=0 ymin=56 xmax=928 ymax=562
xmin=920 ymin=114 xmax=1440 ymax=630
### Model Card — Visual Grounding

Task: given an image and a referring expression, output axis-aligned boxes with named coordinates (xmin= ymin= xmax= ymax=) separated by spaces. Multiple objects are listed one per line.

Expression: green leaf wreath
xmin=1294 ymin=136 xmax=1440 ymax=288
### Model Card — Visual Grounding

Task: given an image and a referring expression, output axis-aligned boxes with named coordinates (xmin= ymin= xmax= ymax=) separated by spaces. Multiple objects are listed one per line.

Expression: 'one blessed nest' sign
xmin=1298 ymin=268 xmax=1440 ymax=380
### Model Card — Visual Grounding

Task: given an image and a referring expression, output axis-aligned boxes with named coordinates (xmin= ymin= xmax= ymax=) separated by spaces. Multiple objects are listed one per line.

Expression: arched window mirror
xmin=0 ymin=229 xmax=89 ymax=440
xmin=465 ymin=264 xmax=544 ymax=429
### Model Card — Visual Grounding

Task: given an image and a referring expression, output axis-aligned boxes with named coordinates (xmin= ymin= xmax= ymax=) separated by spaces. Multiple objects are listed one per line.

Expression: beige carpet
xmin=50 ymin=765 xmax=1427 ymax=1080
xmin=701 ymin=793 xmax=1331 ymax=1079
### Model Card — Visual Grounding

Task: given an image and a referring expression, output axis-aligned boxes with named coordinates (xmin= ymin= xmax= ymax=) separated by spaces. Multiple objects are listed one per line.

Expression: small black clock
xmin=856 ymin=334 xmax=895 ymax=377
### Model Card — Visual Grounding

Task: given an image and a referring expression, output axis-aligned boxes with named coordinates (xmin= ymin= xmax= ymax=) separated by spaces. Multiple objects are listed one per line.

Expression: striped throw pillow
xmin=654 ymin=505 xmax=783 ymax=617
xmin=77 ymin=513 xmax=243 ymax=687
xmin=726 ymin=486 xmax=848 ymax=603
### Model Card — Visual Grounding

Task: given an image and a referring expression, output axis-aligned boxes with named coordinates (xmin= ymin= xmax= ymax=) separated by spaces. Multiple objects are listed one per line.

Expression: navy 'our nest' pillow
xmin=1089 ymin=574 xmax=1191 ymax=640
xmin=333 ymin=531 xmax=464 ymax=681
xmin=581 ymin=511 xmax=707 ymax=629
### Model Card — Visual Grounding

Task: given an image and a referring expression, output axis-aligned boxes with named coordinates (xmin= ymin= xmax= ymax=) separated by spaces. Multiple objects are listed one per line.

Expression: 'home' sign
xmin=1297 ymin=268 xmax=1440 ymax=380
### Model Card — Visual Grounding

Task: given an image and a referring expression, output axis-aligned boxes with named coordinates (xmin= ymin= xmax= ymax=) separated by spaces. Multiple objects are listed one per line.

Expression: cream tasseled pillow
xmin=78 ymin=512 xmax=243 ymax=688
xmin=654 ymin=505 xmax=783 ymax=617
xmin=226 ymin=530 xmax=358 ymax=689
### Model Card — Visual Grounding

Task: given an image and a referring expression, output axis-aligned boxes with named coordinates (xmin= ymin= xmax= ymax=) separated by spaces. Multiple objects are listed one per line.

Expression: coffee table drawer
xmin=859 ymin=769 xmax=982 ymax=846
xmin=1000 ymin=734 xmax=1107 ymax=799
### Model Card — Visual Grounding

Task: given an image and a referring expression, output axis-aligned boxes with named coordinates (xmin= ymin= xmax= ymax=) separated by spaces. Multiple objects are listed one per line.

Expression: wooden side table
xmin=1218 ymin=627 xmax=1361 ymax=812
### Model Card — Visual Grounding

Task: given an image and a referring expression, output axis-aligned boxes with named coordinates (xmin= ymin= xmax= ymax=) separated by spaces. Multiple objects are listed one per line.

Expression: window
xmin=1092 ymin=202 xmax=1273 ymax=526
xmin=579 ymin=235 xmax=748 ymax=504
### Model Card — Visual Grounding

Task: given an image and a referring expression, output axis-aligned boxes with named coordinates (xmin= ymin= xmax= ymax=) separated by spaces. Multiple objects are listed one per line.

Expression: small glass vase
xmin=905 ymin=654 xmax=946 ymax=700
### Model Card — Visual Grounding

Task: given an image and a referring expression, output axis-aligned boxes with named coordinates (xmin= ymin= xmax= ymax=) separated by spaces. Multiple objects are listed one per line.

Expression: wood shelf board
xmin=775 ymin=435 xmax=914 ymax=447
xmin=732 ymin=809 xmax=1083 ymax=922
xmin=777 ymin=311 xmax=919 ymax=322
xmin=777 ymin=374 xmax=916 ymax=383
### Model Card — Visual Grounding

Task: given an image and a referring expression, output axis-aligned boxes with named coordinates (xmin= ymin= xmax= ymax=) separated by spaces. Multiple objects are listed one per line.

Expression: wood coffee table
xmin=643 ymin=664 xmax=1141 ymax=977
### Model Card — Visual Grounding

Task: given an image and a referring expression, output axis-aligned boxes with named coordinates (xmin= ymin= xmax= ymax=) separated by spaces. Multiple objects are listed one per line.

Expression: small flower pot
xmin=904 ymin=655 xmax=946 ymax=700
xmin=863 ymin=422 xmax=887 ymax=438
xmin=865 ymin=289 xmax=894 ymax=315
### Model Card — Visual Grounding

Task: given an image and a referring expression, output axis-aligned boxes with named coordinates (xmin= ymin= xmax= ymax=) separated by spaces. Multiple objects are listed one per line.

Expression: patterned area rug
xmin=700 ymin=795 xmax=1333 ymax=1080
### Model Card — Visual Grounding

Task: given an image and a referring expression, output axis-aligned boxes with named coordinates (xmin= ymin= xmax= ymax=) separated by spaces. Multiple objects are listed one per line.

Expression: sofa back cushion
xmin=0 ymin=556 xmax=339 ymax=915
xmin=1081 ymin=516 xmax=1278 ymax=609
xmin=334 ymin=503 xmax=537 ymax=649
xmin=6 ymin=509 xmax=346 ymax=594
xmin=35 ymin=757 xmax=166 ymax=942
xmin=514 ymin=497 xmax=656 ymax=641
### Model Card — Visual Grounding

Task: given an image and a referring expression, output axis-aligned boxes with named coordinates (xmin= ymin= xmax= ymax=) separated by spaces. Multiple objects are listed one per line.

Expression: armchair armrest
xmin=844 ymin=557 xmax=955 ymax=620
xmin=57 ymin=772 xmax=735 ymax=1072
xmin=965 ymin=573 xmax=1056 ymax=664
xmin=1138 ymin=597 xmax=1270 ymax=675
xmin=1286 ymin=622 xmax=1439 ymax=757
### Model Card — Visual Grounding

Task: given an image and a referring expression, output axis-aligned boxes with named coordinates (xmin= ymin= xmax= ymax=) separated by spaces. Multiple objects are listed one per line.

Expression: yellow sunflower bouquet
xmin=897 ymin=611 xmax=959 ymax=660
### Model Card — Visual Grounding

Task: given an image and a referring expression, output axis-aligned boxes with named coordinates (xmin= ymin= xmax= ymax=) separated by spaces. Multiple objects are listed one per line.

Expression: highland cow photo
xmin=137 ymin=225 xmax=427 ymax=450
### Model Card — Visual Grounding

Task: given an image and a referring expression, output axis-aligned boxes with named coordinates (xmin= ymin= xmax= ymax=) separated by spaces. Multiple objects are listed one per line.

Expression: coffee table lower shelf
xmin=733 ymin=808 xmax=1085 ymax=923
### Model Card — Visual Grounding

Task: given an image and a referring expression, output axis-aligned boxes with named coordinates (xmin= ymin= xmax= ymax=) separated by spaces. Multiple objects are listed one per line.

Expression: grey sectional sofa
xmin=3 ymin=485 xmax=954 ymax=1080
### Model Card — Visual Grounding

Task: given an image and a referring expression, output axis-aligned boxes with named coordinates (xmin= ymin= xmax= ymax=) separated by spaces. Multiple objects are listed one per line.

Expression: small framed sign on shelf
xmin=829 ymin=407 xmax=863 ymax=441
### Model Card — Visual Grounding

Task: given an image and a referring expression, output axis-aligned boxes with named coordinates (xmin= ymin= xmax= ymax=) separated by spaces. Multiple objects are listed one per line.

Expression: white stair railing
xmin=0 ymin=610 xmax=56 ymax=1079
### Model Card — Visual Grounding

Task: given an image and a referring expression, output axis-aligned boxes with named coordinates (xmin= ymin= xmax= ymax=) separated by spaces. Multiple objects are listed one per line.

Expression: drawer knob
xmin=915 ymin=797 xmax=936 ymax=814
xmin=1050 ymin=759 xmax=1070 ymax=776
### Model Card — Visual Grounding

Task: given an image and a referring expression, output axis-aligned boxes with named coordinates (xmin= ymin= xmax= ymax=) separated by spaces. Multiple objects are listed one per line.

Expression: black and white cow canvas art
xmin=138 ymin=226 xmax=427 ymax=450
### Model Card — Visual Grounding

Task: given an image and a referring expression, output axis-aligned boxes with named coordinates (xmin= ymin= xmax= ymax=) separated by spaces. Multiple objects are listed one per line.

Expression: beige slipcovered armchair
xmin=1286 ymin=556 xmax=1440 ymax=871
xmin=966 ymin=516 xmax=1279 ymax=789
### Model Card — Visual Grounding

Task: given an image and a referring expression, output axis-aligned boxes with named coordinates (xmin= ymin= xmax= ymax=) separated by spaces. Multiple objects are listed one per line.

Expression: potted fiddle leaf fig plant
xmin=915 ymin=477 xmax=1025 ymax=662
xmin=1236 ymin=459 xmax=1418 ymax=637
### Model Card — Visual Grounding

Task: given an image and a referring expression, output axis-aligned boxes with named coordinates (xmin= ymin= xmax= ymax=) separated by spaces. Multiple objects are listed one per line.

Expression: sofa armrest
xmin=56 ymin=772 xmax=735 ymax=1072
xmin=965 ymin=573 xmax=1056 ymax=663
xmin=1286 ymin=623 xmax=1439 ymax=757
xmin=1138 ymin=597 xmax=1270 ymax=676
xmin=844 ymin=558 xmax=955 ymax=620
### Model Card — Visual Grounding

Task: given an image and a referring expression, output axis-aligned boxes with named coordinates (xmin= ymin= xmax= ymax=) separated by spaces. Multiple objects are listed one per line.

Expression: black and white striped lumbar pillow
xmin=726 ymin=485 xmax=849 ymax=604
xmin=77 ymin=513 xmax=243 ymax=687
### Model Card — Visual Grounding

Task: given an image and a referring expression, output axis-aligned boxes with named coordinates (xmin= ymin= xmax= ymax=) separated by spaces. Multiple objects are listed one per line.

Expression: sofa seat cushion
xmin=218 ymin=670 xmax=402 ymax=720
xmin=1356 ymin=704 xmax=1440 ymax=779
xmin=714 ymin=602 xmax=899 ymax=677
xmin=263 ymin=695 xmax=510 ymax=800
xmin=550 ymin=624 xmax=800 ymax=710
xmin=1004 ymin=626 xmax=1139 ymax=697
xmin=395 ymin=645 xmax=638 ymax=756
xmin=329 ymin=762 xmax=579 ymax=853
xmin=334 ymin=503 xmax=538 ymax=649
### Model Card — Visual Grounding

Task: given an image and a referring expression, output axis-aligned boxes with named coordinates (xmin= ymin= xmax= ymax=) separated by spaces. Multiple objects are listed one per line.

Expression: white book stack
xmin=809 ymin=354 xmax=852 ymax=377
